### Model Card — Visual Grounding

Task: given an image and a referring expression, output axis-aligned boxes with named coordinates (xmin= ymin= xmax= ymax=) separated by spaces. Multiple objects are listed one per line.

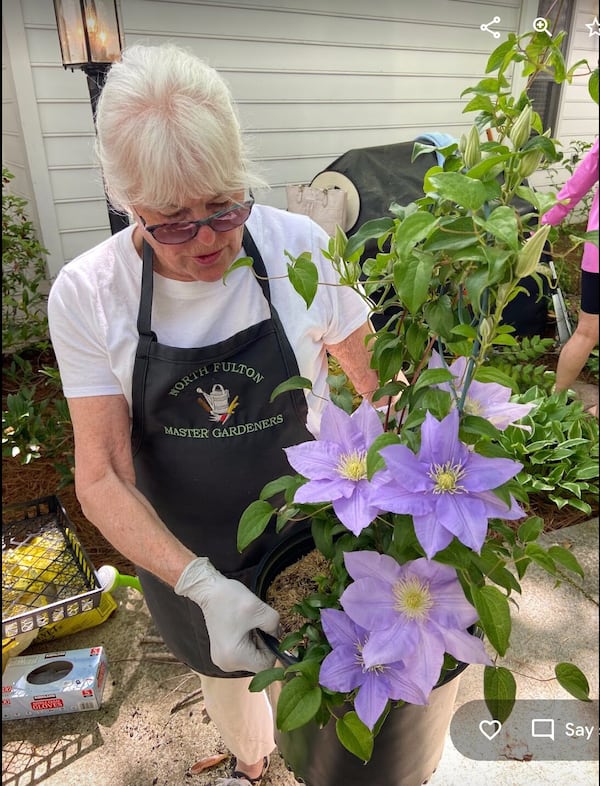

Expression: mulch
xmin=2 ymin=455 xmax=136 ymax=576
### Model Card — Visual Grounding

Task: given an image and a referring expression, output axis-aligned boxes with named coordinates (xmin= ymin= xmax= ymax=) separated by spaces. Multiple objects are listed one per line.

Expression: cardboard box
xmin=2 ymin=646 xmax=108 ymax=720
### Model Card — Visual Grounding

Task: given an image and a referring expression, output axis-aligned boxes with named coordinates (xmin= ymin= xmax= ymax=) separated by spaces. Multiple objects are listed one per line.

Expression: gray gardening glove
xmin=174 ymin=557 xmax=279 ymax=673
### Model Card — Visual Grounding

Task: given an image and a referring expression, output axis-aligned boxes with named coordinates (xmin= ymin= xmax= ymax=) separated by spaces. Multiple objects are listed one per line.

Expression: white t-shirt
xmin=48 ymin=204 xmax=370 ymax=436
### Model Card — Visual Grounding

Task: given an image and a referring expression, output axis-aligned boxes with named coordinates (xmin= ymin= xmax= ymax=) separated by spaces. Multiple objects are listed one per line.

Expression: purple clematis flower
xmin=319 ymin=608 xmax=429 ymax=730
xmin=429 ymin=351 xmax=534 ymax=430
xmin=370 ymin=409 xmax=524 ymax=558
xmin=340 ymin=552 xmax=492 ymax=698
xmin=285 ymin=400 xmax=385 ymax=535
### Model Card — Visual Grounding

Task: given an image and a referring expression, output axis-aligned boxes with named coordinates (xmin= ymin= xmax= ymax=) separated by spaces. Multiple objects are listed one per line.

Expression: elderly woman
xmin=48 ymin=44 xmax=381 ymax=785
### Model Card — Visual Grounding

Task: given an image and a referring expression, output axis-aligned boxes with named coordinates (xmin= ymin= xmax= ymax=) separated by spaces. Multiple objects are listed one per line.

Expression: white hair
xmin=94 ymin=43 xmax=266 ymax=213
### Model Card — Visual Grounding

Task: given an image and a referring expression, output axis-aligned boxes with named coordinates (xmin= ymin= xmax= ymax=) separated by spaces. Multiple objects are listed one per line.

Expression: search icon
xmin=533 ymin=17 xmax=551 ymax=34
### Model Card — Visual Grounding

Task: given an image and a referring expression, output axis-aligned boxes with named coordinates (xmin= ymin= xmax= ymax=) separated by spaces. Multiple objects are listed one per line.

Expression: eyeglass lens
xmin=150 ymin=201 xmax=253 ymax=244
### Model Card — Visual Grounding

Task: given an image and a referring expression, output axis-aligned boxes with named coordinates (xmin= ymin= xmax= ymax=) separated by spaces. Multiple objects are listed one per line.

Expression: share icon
xmin=480 ymin=16 xmax=501 ymax=38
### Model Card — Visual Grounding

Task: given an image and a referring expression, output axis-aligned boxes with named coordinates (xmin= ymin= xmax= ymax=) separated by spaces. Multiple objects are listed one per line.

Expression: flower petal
xmin=437 ymin=625 xmax=493 ymax=666
xmin=321 ymin=608 xmax=364 ymax=649
xmin=435 ymin=494 xmax=489 ymax=553
xmin=343 ymin=551 xmax=402 ymax=583
xmin=319 ymin=647 xmax=364 ymax=693
xmin=384 ymin=663 xmax=430 ymax=705
xmin=332 ymin=483 xmax=380 ymax=535
xmin=352 ymin=398 xmax=386 ymax=446
xmin=463 ymin=454 xmax=522 ymax=492
xmin=354 ymin=671 xmax=393 ymax=730
xmin=341 ymin=577 xmax=398 ymax=631
xmin=412 ymin=511 xmax=455 ymax=559
xmin=284 ymin=441 xmax=341 ymax=479
xmin=361 ymin=621 xmax=420 ymax=665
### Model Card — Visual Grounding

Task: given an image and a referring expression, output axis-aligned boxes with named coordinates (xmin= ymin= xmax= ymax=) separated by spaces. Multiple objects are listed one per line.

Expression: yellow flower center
xmin=463 ymin=395 xmax=483 ymax=417
xmin=392 ymin=576 xmax=434 ymax=621
xmin=336 ymin=449 xmax=368 ymax=481
xmin=429 ymin=461 xmax=466 ymax=494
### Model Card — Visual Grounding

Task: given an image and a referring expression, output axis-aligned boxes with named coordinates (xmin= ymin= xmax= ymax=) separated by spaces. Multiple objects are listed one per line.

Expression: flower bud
xmin=519 ymin=148 xmax=544 ymax=178
xmin=515 ymin=224 xmax=551 ymax=278
xmin=509 ymin=105 xmax=532 ymax=150
xmin=479 ymin=316 xmax=493 ymax=343
xmin=463 ymin=126 xmax=482 ymax=169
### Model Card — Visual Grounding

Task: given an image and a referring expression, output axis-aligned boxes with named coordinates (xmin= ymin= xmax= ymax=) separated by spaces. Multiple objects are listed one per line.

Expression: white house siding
xmin=2 ymin=0 xmax=598 ymax=277
xmin=529 ymin=0 xmax=599 ymax=209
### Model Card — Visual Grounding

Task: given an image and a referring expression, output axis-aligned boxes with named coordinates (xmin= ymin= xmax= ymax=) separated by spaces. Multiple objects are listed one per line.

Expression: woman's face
xmin=132 ymin=192 xmax=247 ymax=282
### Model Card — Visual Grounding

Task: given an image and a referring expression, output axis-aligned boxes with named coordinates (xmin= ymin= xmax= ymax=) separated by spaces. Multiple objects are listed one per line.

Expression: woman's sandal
xmin=215 ymin=756 xmax=269 ymax=785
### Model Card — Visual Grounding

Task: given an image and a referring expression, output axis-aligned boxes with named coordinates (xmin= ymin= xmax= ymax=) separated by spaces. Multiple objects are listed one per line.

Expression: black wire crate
xmin=2 ymin=496 xmax=103 ymax=639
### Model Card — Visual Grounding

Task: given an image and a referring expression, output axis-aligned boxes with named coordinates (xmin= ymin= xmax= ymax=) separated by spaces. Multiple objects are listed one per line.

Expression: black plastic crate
xmin=2 ymin=496 xmax=103 ymax=639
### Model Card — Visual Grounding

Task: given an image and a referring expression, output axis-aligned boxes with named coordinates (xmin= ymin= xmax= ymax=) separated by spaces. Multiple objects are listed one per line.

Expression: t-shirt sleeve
xmin=48 ymin=267 xmax=124 ymax=398
xmin=307 ymin=221 xmax=372 ymax=344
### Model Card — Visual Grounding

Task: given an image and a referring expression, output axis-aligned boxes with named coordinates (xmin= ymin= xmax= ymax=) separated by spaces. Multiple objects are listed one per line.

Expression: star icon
xmin=585 ymin=16 xmax=600 ymax=36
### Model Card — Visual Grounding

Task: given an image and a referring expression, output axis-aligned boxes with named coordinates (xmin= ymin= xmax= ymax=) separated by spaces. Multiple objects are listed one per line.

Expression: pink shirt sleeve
xmin=541 ymin=138 xmax=599 ymax=226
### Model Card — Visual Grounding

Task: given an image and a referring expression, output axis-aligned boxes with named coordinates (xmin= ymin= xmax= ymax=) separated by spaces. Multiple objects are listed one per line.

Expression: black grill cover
xmin=315 ymin=141 xmax=548 ymax=336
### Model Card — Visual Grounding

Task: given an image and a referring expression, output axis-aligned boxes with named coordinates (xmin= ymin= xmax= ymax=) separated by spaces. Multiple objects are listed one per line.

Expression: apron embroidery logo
xmin=196 ymin=383 xmax=239 ymax=424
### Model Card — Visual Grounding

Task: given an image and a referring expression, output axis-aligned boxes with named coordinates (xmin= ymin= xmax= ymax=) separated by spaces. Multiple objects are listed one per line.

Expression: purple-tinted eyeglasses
xmin=140 ymin=197 xmax=254 ymax=245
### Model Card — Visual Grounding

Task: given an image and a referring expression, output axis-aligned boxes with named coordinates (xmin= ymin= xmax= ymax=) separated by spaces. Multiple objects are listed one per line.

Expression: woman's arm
xmin=67 ymin=394 xmax=195 ymax=587
xmin=325 ymin=320 xmax=408 ymax=405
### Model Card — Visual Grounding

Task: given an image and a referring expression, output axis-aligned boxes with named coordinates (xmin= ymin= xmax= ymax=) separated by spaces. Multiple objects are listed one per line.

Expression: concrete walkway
xmin=2 ymin=519 xmax=598 ymax=786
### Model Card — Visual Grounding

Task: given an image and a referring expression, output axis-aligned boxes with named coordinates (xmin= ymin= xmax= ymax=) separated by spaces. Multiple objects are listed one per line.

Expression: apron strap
xmin=138 ymin=240 xmax=156 ymax=337
xmin=242 ymin=227 xmax=271 ymax=302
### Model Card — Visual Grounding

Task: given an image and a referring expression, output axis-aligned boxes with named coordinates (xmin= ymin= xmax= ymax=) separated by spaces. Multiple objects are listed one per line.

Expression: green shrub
xmin=2 ymin=167 xmax=50 ymax=353
xmin=2 ymin=168 xmax=73 ymax=483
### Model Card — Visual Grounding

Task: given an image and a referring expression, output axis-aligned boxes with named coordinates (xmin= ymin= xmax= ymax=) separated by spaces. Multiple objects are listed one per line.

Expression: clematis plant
xmin=237 ymin=30 xmax=597 ymax=761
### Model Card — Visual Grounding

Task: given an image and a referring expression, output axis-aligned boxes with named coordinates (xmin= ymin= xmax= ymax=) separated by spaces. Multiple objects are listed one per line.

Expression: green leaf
xmin=249 ymin=667 xmax=286 ymax=692
xmin=482 ymin=206 xmax=519 ymax=251
xmin=474 ymin=366 xmax=520 ymax=393
xmin=260 ymin=474 xmax=300 ymax=501
xmin=276 ymin=676 xmax=322 ymax=731
xmin=427 ymin=172 xmax=488 ymax=211
xmin=270 ymin=375 xmax=313 ymax=402
xmin=345 ymin=217 xmax=394 ymax=259
xmin=223 ymin=255 xmax=254 ymax=282
xmin=555 ymin=663 xmax=591 ymax=701
xmin=483 ymin=666 xmax=517 ymax=723
xmin=517 ymin=516 xmax=544 ymax=543
xmin=394 ymin=212 xmax=438 ymax=258
xmin=366 ymin=432 xmax=401 ymax=478
xmin=237 ymin=500 xmax=274 ymax=552
xmin=336 ymin=711 xmax=374 ymax=762
xmin=286 ymin=253 xmax=319 ymax=308
xmin=413 ymin=367 xmax=454 ymax=391
xmin=589 ymin=67 xmax=599 ymax=105
xmin=393 ymin=254 xmax=435 ymax=313
xmin=485 ymin=38 xmax=517 ymax=74
xmin=547 ymin=546 xmax=584 ymax=578
xmin=472 ymin=585 xmax=511 ymax=656
xmin=524 ymin=542 xmax=556 ymax=574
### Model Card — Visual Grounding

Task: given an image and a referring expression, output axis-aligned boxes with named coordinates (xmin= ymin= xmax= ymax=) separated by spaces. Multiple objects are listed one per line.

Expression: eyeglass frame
xmin=138 ymin=196 xmax=255 ymax=245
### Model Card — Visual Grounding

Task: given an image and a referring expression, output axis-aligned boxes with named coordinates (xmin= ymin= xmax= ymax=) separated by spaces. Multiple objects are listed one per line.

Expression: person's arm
xmin=325 ymin=320 xmax=408 ymax=405
xmin=542 ymin=139 xmax=599 ymax=226
xmin=68 ymin=394 xmax=194 ymax=585
xmin=68 ymin=394 xmax=279 ymax=672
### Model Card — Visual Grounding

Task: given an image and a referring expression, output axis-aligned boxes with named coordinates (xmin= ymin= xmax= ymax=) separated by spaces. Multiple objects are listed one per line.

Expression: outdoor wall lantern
xmin=53 ymin=0 xmax=128 ymax=234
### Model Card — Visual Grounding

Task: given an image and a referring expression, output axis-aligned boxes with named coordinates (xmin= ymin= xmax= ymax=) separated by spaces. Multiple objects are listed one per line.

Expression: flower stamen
xmin=429 ymin=460 xmax=466 ymax=495
xmin=392 ymin=576 xmax=434 ymax=621
xmin=336 ymin=449 xmax=368 ymax=481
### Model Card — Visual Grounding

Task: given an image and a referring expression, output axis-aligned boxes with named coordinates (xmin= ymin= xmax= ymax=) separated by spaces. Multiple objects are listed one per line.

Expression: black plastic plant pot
xmin=253 ymin=521 xmax=471 ymax=786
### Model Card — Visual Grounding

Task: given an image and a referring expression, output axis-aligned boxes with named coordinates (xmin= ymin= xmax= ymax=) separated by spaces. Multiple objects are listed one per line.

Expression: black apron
xmin=131 ymin=228 xmax=313 ymax=676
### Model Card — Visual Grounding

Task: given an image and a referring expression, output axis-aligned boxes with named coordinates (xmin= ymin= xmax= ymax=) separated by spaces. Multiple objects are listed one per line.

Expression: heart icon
xmin=479 ymin=719 xmax=502 ymax=740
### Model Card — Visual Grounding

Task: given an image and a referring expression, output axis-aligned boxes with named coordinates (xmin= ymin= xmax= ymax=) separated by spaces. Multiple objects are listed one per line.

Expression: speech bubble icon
xmin=531 ymin=718 xmax=555 ymax=740
xmin=479 ymin=720 xmax=502 ymax=740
